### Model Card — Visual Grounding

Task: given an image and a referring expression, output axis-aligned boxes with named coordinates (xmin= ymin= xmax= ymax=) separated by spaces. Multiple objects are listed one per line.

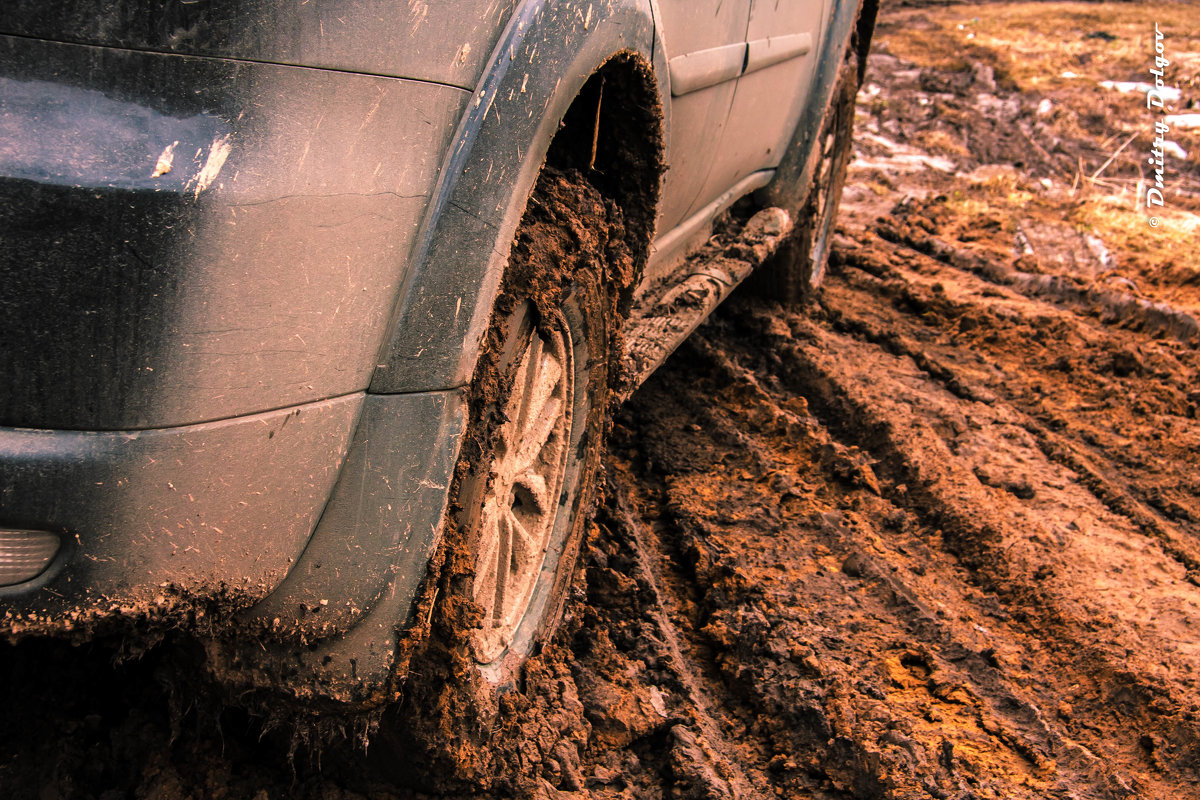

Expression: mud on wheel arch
xmin=376 ymin=58 xmax=663 ymax=785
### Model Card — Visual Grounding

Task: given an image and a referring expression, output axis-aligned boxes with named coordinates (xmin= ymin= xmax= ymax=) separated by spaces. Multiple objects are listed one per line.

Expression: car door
xmin=693 ymin=0 xmax=829 ymax=205
xmin=653 ymin=0 xmax=752 ymax=237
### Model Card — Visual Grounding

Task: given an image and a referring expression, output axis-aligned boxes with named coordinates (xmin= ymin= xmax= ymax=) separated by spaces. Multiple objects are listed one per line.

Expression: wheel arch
xmin=370 ymin=0 xmax=666 ymax=395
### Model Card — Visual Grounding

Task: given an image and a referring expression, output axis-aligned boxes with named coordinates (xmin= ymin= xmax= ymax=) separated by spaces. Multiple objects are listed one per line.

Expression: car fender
xmin=370 ymin=0 xmax=664 ymax=395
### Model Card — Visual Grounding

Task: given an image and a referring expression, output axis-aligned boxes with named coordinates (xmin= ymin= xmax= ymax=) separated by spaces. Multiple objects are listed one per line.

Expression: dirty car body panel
xmin=0 ymin=0 xmax=872 ymax=705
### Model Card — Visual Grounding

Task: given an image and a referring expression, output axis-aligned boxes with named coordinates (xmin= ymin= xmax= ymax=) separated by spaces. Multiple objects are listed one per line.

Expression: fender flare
xmin=370 ymin=0 xmax=666 ymax=395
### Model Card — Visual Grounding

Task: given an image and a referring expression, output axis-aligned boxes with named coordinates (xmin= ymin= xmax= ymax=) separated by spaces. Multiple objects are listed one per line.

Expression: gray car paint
xmin=0 ymin=0 xmax=872 ymax=706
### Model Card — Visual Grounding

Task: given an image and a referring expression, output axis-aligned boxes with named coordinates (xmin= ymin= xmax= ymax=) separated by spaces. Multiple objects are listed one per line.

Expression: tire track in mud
xmin=805 ymin=231 xmax=1200 ymax=788
xmin=867 ymin=215 xmax=1200 ymax=526
xmin=830 ymin=226 xmax=1200 ymax=577
xmin=583 ymin=230 xmax=1200 ymax=797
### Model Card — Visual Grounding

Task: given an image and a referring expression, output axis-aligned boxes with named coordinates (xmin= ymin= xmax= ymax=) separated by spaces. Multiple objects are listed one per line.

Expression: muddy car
xmin=0 ymin=0 xmax=876 ymax=708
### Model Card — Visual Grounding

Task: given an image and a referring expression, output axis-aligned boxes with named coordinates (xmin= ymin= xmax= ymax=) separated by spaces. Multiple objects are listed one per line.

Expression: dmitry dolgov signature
xmin=1145 ymin=22 xmax=1170 ymax=228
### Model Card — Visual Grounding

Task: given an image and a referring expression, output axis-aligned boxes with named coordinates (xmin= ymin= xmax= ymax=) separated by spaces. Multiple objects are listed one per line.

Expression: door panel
xmin=690 ymin=0 xmax=828 ymax=213
xmin=654 ymin=0 xmax=751 ymax=236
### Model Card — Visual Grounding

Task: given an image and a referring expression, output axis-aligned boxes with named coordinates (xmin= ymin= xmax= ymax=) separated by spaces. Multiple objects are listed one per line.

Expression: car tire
xmin=754 ymin=54 xmax=859 ymax=303
xmin=459 ymin=287 xmax=607 ymax=688
xmin=374 ymin=166 xmax=628 ymax=791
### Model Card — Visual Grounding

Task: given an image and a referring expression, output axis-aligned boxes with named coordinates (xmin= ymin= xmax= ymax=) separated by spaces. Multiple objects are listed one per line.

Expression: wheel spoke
xmin=493 ymin=508 xmax=513 ymax=623
xmin=517 ymin=344 xmax=563 ymax=442
xmin=495 ymin=336 xmax=539 ymax=473
xmin=504 ymin=505 xmax=539 ymax=565
xmin=513 ymin=396 xmax=564 ymax=474
xmin=511 ymin=335 xmax=544 ymax=443
xmin=473 ymin=500 xmax=500 ymax=605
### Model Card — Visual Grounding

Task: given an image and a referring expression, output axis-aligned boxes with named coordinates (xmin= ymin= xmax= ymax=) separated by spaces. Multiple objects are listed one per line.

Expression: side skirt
xmin=621 ymin=198 xmax=794 ymax=399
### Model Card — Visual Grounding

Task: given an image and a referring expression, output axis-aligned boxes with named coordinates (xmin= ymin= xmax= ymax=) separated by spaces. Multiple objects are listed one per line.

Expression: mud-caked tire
xmin=459 ymin=295 xmax=601 ymax=685
xmin=372 ymin=167 xmax=632 ymax=792
xmin=754 ymin=53 xmax=860 ymax=304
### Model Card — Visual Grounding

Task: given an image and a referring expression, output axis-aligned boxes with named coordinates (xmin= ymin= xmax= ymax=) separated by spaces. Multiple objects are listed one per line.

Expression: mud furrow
xmin=603 ymin=493 xmax=774 ymax=800
xmin=622 ymin=336 xmax=1097 ymax=797
xmin=725 ymin=275 xmax=1200 ymax=792
xmin=826 ymin=253 xmax=1200 ymax=577
xmin=830 ymin=231 xmax=1200 ymax=555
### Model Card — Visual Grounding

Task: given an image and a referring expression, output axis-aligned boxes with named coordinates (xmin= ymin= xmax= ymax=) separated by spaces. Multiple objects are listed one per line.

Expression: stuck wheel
xmin=377 ymin=166 xmax=631 ymax=792
xmin=455 ymin=165 xmax=626 ymax=688
xmin=462 ymin=290 xmax=604 ymax=686
xmin=754 ymin=52 xmax=860 ymax=304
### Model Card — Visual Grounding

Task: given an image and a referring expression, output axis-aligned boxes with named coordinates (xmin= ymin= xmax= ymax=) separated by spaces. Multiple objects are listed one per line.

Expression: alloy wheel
xmin=471 ymin=314 xmax=574 ymax=665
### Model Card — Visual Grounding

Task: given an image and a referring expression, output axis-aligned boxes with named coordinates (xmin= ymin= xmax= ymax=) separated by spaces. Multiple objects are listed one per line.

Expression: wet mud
xmin=3 ymin=3 xmax=1199 ymax=799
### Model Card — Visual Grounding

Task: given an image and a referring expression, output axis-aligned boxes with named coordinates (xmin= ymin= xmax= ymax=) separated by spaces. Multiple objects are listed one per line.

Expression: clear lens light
xmin=0 ymin=530 xmax=61 ymax=586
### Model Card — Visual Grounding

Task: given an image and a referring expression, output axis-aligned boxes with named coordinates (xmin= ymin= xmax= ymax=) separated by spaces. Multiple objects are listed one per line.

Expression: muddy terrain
xmin=3 ymin=3 xmax=1200 ymax=799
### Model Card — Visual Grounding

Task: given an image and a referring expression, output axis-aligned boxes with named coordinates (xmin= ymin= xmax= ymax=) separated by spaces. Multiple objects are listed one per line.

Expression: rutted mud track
xmin=575 ymin=234 xmax=1200 ymax=799
xmin=3 ymin=3 xmax=1200 ymax=798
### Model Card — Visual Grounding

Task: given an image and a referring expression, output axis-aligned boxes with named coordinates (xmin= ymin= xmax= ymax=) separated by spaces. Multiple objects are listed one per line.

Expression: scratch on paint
xmin=358 ymin=88 xmax=387 ymax=133
xmin=194 ymin=135 xmax=232 ymax=197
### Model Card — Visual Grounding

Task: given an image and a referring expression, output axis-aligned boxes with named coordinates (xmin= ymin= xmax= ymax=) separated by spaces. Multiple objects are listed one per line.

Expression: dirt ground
xmin=3 ymin=2 xmax=1200 ymax=798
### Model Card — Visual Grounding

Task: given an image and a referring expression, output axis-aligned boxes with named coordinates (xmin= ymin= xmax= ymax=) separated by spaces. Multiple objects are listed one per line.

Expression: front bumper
xmin=0 ymin=395 xmax=361 ymax=632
